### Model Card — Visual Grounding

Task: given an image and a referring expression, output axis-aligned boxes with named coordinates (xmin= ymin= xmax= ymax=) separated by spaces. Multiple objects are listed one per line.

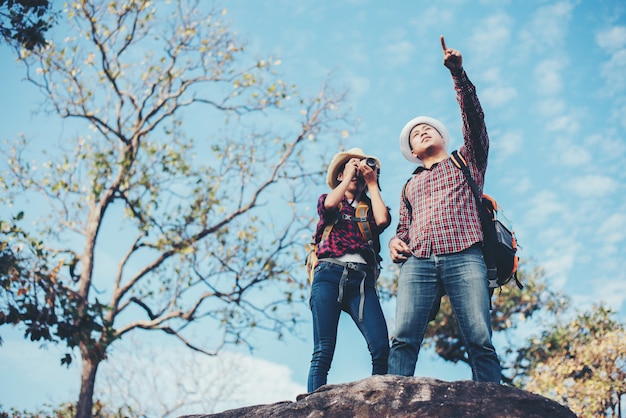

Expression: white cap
xmin=399 ymin=116 xmax=450 ymax=166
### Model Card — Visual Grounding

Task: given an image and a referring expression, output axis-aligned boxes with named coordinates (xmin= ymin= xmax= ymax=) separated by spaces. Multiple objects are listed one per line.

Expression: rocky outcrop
xmin=181 ymin=375 xmax=576 ymax=418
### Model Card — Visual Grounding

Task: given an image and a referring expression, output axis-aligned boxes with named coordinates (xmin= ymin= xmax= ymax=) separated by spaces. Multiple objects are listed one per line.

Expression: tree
xmin=1 ymin=213 xmax=67 ymax=347
xmin=0 ymin=1 xmax=349 ymax=417
xmin=514 ymin=305 xmax=626 ymax=417
xmin=0 ymin=0 xmax=53 ymax=50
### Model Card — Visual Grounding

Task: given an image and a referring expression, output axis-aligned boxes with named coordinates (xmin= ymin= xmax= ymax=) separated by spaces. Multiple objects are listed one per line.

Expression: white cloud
xmin=596 ymin=26 xmax=626 ymax=93
xmin=408 ymin=6 xmax=455 ymax=35
xmin=512 ymin=174 xmax=533 ymax=195
xmin=596 ymin=212 xmax=626 ymax=252
xmin=218 ymin=353 xmax=306 ymax=409
xmin=482 ymin=85 xmax=518 ymax=108
xmin=97 ymin=339 xmax=306 ymax=416
xmin=596 ymin=25 xmax=626 ymax=50
xmin=537 ymin=226 xmax=582 ymax=290
xmin=522 ymin=190 xmax=566 ymax=227
xmin=535 ymin=97 xmax=566 ymax=118
xmin=519 ymin=1 xmax=575 ymax=54
xmin=546 ymin=113 xmax=580 ymax=135
xmin=469 ymin=11 xmax=513 ymax=60
xmin=574 ymin=270 xmax=626 ymax=313
xmin=381 ymin=40 xmax=415 ymax=67
xmin=558 ymin=143 xmax=592 ymax=166
xmin=476 ymin=67 xmax=518 ymax=110
xmin=534 ymin=59 xmax=566 ymax=96
xmin=584 ymin=131 xmax=626 ymax=159
xmin=600 ymin=49 xmax=626 ymax=93
xmin=565 ymin=174 xmax=619 ymax=197
xmin=345 ymin=73 xmax=371 ymax=98
xmin=336 ymin=38 xmax=368 ymax=67
xmin=490 ymin=129 xmax=523 ymax=160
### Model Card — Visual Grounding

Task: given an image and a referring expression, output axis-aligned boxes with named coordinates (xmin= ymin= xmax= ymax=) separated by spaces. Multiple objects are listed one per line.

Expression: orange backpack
xmin=450 ymin=151 xmax=521 ymax=291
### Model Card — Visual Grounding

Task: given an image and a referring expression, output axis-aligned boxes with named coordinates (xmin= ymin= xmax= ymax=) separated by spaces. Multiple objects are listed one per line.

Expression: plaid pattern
xmin=314 ymin=194 xmax=386 ymax=264
xmin=395 ymin=69 xmax=489 ymax=257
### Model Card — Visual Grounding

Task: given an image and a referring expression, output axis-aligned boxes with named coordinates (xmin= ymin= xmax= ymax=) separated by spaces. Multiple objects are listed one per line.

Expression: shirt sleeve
xmin=453 ymin=69 xmax=489 ymax=172
xmin=394 ymin=180 xmax=411 ymax=244
xmin=317 ymin=193 xmax=339 ymax=219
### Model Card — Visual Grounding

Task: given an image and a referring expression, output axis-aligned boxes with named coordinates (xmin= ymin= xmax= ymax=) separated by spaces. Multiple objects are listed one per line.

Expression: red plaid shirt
xmin=395 ymin=69 xmax=488 ymax=257
xmin=314 ymin=194 xmax=388 ymax=264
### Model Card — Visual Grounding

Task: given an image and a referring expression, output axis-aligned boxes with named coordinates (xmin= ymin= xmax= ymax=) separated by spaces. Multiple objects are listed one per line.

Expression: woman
xmin=307 ymin=147 xmax=391 ymax=392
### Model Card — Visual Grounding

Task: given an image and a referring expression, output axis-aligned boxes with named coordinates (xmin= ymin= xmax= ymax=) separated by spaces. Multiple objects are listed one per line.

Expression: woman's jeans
xmin=307 ymin=261 xmax=389 ymax=392
xmin=388 ymin=245 xmax=501 ymax=383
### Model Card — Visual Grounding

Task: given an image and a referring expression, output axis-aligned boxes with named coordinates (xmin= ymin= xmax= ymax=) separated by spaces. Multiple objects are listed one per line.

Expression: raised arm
xmin=441 ymin=35 xmax=463 ymax=72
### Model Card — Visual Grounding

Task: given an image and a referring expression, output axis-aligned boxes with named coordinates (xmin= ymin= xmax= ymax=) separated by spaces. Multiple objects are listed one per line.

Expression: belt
xmin=318 ymin=258 xmax=373 ymax=322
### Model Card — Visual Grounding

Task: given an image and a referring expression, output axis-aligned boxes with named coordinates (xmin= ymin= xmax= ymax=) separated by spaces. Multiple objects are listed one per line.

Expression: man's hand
xmin=389 ymin=237 xmax=411 ymax=263
xmin=441 ymin=35 xmax=462 ymax=71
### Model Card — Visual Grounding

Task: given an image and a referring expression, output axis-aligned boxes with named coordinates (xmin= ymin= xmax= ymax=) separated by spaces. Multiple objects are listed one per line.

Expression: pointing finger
xmin=440 ymin=35 xmax=447 ymax=52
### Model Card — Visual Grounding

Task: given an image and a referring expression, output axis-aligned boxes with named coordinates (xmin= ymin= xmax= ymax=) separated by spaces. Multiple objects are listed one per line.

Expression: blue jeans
xmin=388 ymin=245 xmax=501 ymax=382
xmin=307 ymin=261 xmax=390 ymax=392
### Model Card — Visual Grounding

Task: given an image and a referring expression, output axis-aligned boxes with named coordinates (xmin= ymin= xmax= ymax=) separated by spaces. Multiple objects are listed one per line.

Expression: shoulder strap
xmin=452 ymin=150 xmax=498 ymax=289
xmin=401 ymin=178 xmax=413 ymax=216
xmin=355 ymin=201 xmax=373 ymax=246
xmin=318 ymin=201 xmax=342 ymax=245
xmin=318 ymin=200 xmax=375 ymax=247
xmin=451 ymin=150 xmax=482 ymax=208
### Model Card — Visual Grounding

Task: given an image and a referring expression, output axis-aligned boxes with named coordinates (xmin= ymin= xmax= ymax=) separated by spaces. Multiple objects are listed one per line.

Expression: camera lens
xmin=365 ymin=157 xmax=377 ymax=168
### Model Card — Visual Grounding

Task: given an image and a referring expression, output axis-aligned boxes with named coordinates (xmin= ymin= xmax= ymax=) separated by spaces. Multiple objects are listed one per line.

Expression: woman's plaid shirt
xmin=314 ymin=194 xmax=387 ymax=263
xmin=395 ymin=69 xmax=489 ymax=257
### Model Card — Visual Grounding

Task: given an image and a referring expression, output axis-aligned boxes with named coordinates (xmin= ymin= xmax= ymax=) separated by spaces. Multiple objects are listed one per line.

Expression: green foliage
xmin=0 ymin=0 xmax=53 ymax=50
xmin=1 ymin=1 xmax=349 ymax=416
xmin=515 ymin=305 xmax=625 ymax=417
xmin=0 ymin=214 xmax=114 ymax=364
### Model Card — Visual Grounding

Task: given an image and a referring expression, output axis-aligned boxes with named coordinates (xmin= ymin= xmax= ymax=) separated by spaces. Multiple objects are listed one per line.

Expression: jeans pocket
xmin=314 ymin=262 xmax=329 ymax=275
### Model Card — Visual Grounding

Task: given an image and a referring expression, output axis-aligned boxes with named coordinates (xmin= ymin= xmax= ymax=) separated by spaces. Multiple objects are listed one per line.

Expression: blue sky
xmin=1 ymin=0 xmax=625 ymax=414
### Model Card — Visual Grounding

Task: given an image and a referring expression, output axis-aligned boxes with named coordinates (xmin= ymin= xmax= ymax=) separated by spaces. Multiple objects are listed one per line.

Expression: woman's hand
xmin=358 ymin=159 xmax=378 ymax=188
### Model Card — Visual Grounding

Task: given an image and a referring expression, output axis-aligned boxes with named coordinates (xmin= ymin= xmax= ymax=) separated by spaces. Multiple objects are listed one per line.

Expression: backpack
xmin=305 ymin=200 xmax=377 ymax=284
xmin=450 ymin=151 xmax=522 ymax=293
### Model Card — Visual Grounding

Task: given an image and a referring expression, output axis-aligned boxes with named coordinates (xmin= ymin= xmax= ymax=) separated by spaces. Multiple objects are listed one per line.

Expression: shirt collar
xmin=413 ymin=161 xmax=441 ymax=174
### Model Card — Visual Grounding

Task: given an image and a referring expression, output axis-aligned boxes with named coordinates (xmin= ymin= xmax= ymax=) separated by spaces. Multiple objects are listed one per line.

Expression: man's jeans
xmin=388 ymin=245 xmax=501 ymax=382
xmin=308 ymin=261 xmax=389 ymax=392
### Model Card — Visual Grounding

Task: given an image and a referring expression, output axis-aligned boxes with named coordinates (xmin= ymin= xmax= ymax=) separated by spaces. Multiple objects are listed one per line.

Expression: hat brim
xmin=326 ymin=148 xmax=381 ymax=189
xmin=399 ymin=116 xmax=450 ymax=165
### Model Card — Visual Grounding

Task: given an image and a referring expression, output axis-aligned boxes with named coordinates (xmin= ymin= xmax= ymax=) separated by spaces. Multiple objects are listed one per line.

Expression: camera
xmin=365 ymin=157 xmax=377 ymax=169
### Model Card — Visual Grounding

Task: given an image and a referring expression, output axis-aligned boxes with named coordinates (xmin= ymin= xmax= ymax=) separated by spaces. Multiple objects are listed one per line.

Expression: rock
xmin=180 ymin=375 xmax=576 ymax=418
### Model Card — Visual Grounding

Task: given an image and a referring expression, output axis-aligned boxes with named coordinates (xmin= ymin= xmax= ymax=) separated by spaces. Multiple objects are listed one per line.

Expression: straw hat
xmin=399 ymin=116 xmax=450 ymax=165
xmin=326 ymin=147 xmax=381 ymax=188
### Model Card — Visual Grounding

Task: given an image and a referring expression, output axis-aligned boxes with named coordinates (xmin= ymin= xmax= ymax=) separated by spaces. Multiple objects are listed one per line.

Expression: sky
xmin=1 ymin=0 xmax=626 ymax=415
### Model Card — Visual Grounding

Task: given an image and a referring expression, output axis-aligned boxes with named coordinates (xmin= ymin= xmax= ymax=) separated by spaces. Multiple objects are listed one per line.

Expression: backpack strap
xmin=322 ymin=200 xmax=373 ymax=245
xmin=401 ymin=177 xmax=413 ymax=217
xmin=451 ymin=150 xmax=483 ymax=207
xmin=355 ymin=201 xmax=374 ymax=246
xmin=318 ymin=201 xmax=343 ymax=246
xmin=451 ymin=150 xmax=499 ymax=296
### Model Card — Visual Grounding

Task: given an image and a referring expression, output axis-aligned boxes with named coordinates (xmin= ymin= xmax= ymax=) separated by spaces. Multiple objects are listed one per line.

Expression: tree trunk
xmin=76 ymin=347 xmax=100 ymax=418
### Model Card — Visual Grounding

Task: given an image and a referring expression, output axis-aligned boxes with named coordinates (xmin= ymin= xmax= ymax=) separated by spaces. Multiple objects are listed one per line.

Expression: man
xmin=387 ymin=36 xmax=501 ymax=383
